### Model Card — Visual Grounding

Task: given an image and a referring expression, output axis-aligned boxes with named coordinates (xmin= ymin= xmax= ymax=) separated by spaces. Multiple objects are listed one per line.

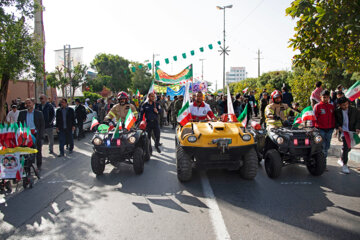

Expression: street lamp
xmin=217 ymin=4 xmax=232 ymax=90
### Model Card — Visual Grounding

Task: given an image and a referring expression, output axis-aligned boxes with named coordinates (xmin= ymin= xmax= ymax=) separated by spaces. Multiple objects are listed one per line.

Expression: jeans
xmin=319 ymin=128 xmax=334 ymax=158
xmin=59 ymin=129 xmax=74 ymax=155
xmin=341 ymin=136 xmax=351 ymax=165
xmin=44 ymin=128 xmax=54 ymax=152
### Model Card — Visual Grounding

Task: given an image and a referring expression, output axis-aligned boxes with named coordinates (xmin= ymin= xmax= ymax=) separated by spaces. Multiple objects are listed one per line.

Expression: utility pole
xmin=217 ymin=5 xmax=232 ymax=90
xmin=199 ymin=59 xmax=205 ymax=81
xmin=255 ymin=49 xmax=263 ymax=78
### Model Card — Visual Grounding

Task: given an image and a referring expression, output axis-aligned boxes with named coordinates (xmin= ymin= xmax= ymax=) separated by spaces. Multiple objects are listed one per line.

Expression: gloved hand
xmin=273 ymin=115 xmax=281 ymax=120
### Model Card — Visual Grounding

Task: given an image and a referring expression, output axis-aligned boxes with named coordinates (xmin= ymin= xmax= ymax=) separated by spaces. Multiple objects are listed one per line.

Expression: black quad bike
xmin=90 ymin=123 xmax=151 ymax=176
xmin=251 ymin=119 xmax=326 ymax=179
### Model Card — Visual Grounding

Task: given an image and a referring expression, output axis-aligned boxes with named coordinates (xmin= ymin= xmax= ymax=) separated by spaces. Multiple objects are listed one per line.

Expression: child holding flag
xmin=334 ymin=97 xmax=360 ymax=174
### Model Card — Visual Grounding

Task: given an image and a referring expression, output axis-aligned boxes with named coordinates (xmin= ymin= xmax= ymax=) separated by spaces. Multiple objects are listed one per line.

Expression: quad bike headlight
xmin=314 ymin=135 xmax=322 ymax=144
xmin=276 ymin=137 xmax=284 ymax=145
xmin=242 ymin=134 xmax=251 ymax=141
xmin=93 ymin=137 xmax=103 ymax=146
xmin=128 ymin=136 xmax=136 ymax=144
xmin=187 ymin=136 xmax=197 ymax=143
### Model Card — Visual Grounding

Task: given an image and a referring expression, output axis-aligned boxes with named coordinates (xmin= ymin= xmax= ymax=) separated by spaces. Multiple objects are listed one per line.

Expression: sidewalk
xmin=328 ymin=135 xmax=360 ymax=163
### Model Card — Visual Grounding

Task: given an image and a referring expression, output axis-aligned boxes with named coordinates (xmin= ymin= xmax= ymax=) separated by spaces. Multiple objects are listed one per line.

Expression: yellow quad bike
xmin=175 ymin=120 xmax=258 ymax=182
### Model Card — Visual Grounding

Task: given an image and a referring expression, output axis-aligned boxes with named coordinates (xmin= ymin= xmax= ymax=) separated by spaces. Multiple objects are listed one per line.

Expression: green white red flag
xmin=226 ymin=85 xmax=238 ymax=122
xmin=237 ymin=104 xmax=248 ymax=127
xmin=293 ymin=106 xmax=316 ymax=127
xmin=177 ymin=82 xmax=192 ymax=126
xmin=124 ymin=108 xmax=136 ymax=130
xmin=145 ymin=80 xmax=155 ymax=103
xmin=343 ymin=131 xmax=360 ymax=149
xmin=135 ymin=89 xmax=140 ymax=98
xmin=112 ymin=118 xmax=122 ymax=140
xmin=345 ymin=81 xmax=360 ymax=101
xmin=90 ymin=117 xmax=99 ymax=130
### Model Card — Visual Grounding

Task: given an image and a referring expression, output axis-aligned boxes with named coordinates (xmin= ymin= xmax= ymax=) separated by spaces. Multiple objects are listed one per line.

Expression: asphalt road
xmin=1 ymin=126 xmax=360 ymax=240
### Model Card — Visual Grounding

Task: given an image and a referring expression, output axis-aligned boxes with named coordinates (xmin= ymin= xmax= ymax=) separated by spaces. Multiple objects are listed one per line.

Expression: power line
xmin=254 ymin=49 xmax=263 ymax=77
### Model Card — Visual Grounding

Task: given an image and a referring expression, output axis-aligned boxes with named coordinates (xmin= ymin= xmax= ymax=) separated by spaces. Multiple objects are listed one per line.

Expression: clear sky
xmin=43 ymin=0 xmax=296 ymax=90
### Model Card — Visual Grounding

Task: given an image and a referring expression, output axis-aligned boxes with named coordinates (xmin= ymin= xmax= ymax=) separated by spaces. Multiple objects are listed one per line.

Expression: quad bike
xmin=251 ymin=119 xmax=325 ymax=179
xmin=90 ymin=122 xmax=151 ymax=176
xmin=175 ymin=118 xmax=258 ymax=182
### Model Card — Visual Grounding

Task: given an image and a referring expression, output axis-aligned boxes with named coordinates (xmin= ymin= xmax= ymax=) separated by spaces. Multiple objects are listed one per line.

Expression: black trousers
xmin=341 ymin=136 xmax=351 ymax=165
xmin=77 ymin=120 xmax=84 ymax=138
xmin=146 ymin=121 xmax=160 ymax=147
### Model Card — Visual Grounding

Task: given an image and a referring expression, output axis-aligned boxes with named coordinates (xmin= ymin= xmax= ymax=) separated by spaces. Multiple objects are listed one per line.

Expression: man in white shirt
xmin=6 ymin=105 xmax=19 ymax=123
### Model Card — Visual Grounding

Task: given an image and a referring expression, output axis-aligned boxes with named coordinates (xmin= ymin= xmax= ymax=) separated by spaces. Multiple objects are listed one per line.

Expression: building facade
xmin=226 ymin=67 xmax=246 ymax=84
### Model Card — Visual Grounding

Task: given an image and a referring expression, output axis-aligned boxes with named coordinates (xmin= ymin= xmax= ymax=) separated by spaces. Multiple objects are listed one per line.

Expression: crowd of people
xmin=3 ymin=80 xmax=360 ymax=173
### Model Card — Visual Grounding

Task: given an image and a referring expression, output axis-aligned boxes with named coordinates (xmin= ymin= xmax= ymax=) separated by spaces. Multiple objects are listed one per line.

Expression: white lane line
xmin=200 ymin=172 xmax=231 ymax=240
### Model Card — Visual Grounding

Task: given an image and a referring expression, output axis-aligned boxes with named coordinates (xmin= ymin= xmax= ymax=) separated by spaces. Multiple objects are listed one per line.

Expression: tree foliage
xmin=0 ymin=0 xmax=42 ymax=118
xmin=258 ymin=71 xmax=290 ymax=90
xmin=90 ymin=53 xmax=131 ymax=93
xmin=286 ymin=0 xmax=360 ymax=72
xmin=130 ymin=63 xmax=152 ymax=95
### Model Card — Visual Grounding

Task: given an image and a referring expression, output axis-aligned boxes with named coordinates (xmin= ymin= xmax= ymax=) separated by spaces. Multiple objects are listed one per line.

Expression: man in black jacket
xmin=335 ymin=97 xmax=360 ymax=174
xmin=18 ymin=98 xmax=45 ymax=169
xmin=36 ymin=94 xmax=55 ymax=154
xmin=56 ymin=98 xmax=76 ymax=157
xmin=75 ymin=99 xmax=87 ymax=140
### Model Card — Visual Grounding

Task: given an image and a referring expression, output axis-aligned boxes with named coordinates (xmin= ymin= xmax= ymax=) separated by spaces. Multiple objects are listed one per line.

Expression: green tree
xmin=67 ymin=63 xmax=88 ymax=98
xmin=86 ymin=74 xmax=111 ymax=93
xmin=130 ymin=63 xmax=152 ymax=95
xmin=90 ymin=53 xmax=131 ymax=92
xmin=0 ymin=0 xmax=43 ymax=119
xmin=286 ymin=0 xmax=360 ymax=72
xmin=46 ymin=66 xmax=69 ymax=97
xmin=258 ymin=71 xmax=290 ymax=90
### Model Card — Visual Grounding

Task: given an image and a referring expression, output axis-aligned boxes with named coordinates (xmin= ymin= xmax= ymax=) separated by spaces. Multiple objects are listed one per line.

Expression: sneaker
xmin=342 ymin=165 xmax=350 ymax=174
xmin=155 ymin=146 xmax=161 ymax=153
xmin=337 ymin=159 xmax=344 ymax=167
xmin=57 ymin=154 xmax=64 ymax=157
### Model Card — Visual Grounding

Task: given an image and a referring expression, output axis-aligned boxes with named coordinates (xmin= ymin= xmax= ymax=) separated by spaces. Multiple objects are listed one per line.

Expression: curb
xmin=328 ymin=145 xmax=360 ymax=163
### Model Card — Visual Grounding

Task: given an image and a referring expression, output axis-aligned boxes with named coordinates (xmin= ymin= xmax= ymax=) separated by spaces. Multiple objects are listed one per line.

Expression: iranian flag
xmin=124 ymin=108 xmax=136 ymax=130
xmin=293 ymin=106 xmax=316 ymax=127
xmin=177 ymin=82 xmax=192 ymax=126
xmin=25 ymin=127 xmax=33 ymax=147
xmin=226 ymin=85 xmax=238 ymax=122
xmin=343 ymin=131 xmax=360 ymax=149
xmin=90 ymin=117 xmax=100 ymax=130
xmin=237 ymin=104 xmax=248 ymax=127
xmin=345 ymin=81 xmax=360 ymax=101
xmin=135 ymin=89 xmax=141 ymax=98
xmin=145 ymin=80 xmax=156 ymax=103
xmin=15 ymin=122 xmax=24 ymax=147
xmin=112 ymin=118 xmax=122 ymax=140
xmin=243 ymin=87 xmax=249 ymax=94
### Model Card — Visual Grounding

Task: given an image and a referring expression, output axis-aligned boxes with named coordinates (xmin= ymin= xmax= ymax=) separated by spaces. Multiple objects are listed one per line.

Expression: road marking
xmin=280 ymin=182 xmax=312 ymax=185
xmin=200 ymin=172 xmax=231 ymax=240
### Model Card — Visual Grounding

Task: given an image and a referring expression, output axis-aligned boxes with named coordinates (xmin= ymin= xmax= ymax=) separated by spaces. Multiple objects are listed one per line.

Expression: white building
xmin=226 ymin=67 xmax=246 ymax=84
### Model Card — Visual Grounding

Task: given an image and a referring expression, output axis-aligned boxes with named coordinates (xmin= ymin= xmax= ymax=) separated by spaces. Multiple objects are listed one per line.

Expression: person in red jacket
xmin=314 ymin=90 xmax=335 ymax=162
xmin=190 ymin=91 xmax=215 ymax=121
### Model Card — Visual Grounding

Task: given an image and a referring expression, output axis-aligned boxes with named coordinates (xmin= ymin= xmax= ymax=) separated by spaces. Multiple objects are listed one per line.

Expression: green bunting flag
xmin=156 ymin=61 xmax=160 ymax=66
xmin=138 ymin=65 xmax=143 ymax=69
xmin=131 ymin=67 xmax=136 ymax=72
xmin=217 ymin=41 xmax=221 ymax=45
xmin=147 ymin=63 xmax=152 ymax=70
xmin=165 ymin=58 xmax=169 ymax=64
xmin=208 ymin=44 xmax=213 ymax=49
xmin=173 ymin=56 xmax=177 ymax=61
xmin=190 ymin=50 xmax=195 ymax=56
xmin=182 ymin=53 xmax=187 ymax=59
xmin=199 ymin=47 xmax=204 ymax=52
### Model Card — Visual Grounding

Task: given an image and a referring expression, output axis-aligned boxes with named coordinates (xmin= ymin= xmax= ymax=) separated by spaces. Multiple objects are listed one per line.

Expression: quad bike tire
xmin=176 ymin=146 xmax=192 ymax=182
xmin=91 ymin=152 xmax=105 ymax=176
xmin=239 ymin=148 xmax=258 ymax=180
xmin=133 ymin=147 xmax=144 ymax=174
xmin=306 ymin=152 xmax=326 ymax=176
xmin=5 ymin=181 xmax=12 ymax=192
xmin=265 ymin=149 xmax=282 ymax=179
xmin=144 ymin=137 xmax=151 ymax=162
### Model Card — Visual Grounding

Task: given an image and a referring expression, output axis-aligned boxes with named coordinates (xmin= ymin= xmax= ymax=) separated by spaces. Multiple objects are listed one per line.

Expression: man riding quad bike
xmin=253 ymin=90 xmax=326 ymax=178
xmin=90 ymin=92 xmax=151 ymax=175
xmin=175 ymin=91 xmax=258 ymax=182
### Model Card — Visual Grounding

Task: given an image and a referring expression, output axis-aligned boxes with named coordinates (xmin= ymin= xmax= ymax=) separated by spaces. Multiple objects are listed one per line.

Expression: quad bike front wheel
xmin=91 ymin=152 xmax=105 ymax=176
xmin=265 ymin=149 xmax=282 ymax=179
xmin=239 ymin=148 xmax=258 ymax=180
xmin=133 ymin=147 xmax=144 ymax=174
xmin=306 ymin=152 xmax=326 ymax=176
xmin=176 ymin=146 xmax=192 ymax=182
